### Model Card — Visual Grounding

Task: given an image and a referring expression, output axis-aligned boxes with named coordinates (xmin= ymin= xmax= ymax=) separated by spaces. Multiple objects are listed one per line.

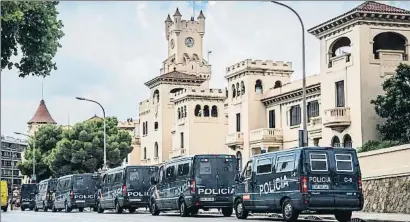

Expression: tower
xmin=27 ymin=99 xmax=57 ymax=136
xmin=308 ymin=1 xmax=410 ymax=147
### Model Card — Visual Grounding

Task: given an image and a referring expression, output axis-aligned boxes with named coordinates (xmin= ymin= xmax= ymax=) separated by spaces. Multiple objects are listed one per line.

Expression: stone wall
xmin=362 ymin=175 xmax=410 ymax=213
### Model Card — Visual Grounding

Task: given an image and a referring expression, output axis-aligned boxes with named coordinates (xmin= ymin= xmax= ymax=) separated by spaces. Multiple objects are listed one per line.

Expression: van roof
xmin=164 ymin=154 xmax=236 ymax=165
xmin=251 ymin=146 xmax=357 ymax=159
xmin=105 ymin=165 xmax=158 ymax=173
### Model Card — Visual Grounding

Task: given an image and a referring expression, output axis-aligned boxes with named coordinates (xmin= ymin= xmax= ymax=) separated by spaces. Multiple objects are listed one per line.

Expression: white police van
xmin=233 ymin=147 xmax=363 ymax=222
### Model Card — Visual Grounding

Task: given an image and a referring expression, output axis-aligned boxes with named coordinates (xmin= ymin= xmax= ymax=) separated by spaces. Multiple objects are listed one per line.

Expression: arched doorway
xmin=343 ymin=134 xmax=352 ymax=148
xmin=331 ymin=136 xmax=340 ymax=147
xmin=236 ymin=151 xmax=242 ymax=172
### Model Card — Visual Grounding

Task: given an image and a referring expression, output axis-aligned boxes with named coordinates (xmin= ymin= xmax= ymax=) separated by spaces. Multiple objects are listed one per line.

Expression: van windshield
xmin=49 ymin=179 xmax=57 ymax=190
xmin=73 ymin=175 xmax=95 ymax=190
xmin=21 ymin=184 xmax=37 ymax=194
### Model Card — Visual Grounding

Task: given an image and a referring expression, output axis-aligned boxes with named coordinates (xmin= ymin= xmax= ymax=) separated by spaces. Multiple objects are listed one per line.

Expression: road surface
xmin=1 ymin=209 xmax=335 ymax=222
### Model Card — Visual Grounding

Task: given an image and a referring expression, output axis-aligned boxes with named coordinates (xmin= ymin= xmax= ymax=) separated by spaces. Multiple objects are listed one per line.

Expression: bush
xmin=357 ymin=140 xmax=402 ymax=153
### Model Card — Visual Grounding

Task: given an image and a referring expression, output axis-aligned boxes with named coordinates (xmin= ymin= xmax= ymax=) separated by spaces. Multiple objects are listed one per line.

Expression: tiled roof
xmin=308 ymin=1 xmax=410 ymax=34
xmin=144 ymin=70 xmax=204 ymax=87
xmin=87 ymin=114 xmax=102 ymax=121
xmin=27 ymin=100 xmax=56 ymax=124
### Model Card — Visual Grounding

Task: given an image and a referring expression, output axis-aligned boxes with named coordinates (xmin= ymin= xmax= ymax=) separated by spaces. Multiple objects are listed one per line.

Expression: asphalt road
xmin=1 ymin=209 xmax=335 ymax=222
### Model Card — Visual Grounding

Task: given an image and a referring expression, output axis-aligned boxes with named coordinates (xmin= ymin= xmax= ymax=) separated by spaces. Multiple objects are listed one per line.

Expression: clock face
xmin=170 ymin=39 xmax=174 ymax=49
xmin=185 ymin=37 xmax=194 ymax=48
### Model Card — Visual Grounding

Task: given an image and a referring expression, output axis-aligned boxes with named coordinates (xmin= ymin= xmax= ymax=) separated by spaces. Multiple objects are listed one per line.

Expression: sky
xmin=1 ymin=1 xmax=410 ymax=138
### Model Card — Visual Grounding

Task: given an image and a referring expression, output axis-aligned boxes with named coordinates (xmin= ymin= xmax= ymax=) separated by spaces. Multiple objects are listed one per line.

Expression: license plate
xmin=130 ymin=198 xmax=141 ymax=202
xmin=76 ymin=200 xmax=85 ymax=203
xmin=200 ymin=197 xmax=214 ymax=201
xmin=23 ymin=202 xmax=30 ymax=204
xmin=312 ymin=184 xmax=329 ymax=189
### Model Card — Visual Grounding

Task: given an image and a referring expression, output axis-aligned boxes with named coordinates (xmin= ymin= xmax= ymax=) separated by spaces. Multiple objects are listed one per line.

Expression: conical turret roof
xmin=27 ymin=100 xmax=56 ymax=124
xmin=174 ymin=8 xmax=182 ymax=17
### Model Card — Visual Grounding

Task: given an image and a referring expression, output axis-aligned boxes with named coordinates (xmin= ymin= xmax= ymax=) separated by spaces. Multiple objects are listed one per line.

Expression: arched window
xmin=203 ymin=105 xmax=210 ymax=117
xmin=183 ymin=106 xmax=187 ymax=117
xmin=225 ymin=88 xmax=228 ymax=98
xmin=143 ymin=147 xmax=147 ymax=160
xmin=331 ymin=136 xmax=340 ymax=148
xmin=373 ymin=32 xmax=407 ymax=59
xmin=153 ymin=89 xmax=160 ymax=103
xmin=142 ymin=122 xmax=146 ymax=135
xmin=329 ymin=36 xmax=352 ymax=57
xmin=232 ymin=84 xmax=236 ymax=98
xmin=177 ymin=107 xmax=181 ymax=119
xmin=236 ymin=151 xmax=242 ymax=172
xmin=211 ymin=105 xmax=218 ymax=117
xmin=241 ymin=81 xmax=245 ymax=95
xmin=154 ymin=121 xmax=158 ymax=130
xmin=343 ymin=134 xmax=352 ymax=148
xmin=273 ymin=81 xmax=282 ymax=89
xmin=154 ymin=142 xmax=159 ymax=158
xmin=194 ymin=104 xmax=202 ymax=117
xmin=255 ymin=79 xmax=263 ymax=94
xmin=236 ymin=83 xmax=241 ymax=96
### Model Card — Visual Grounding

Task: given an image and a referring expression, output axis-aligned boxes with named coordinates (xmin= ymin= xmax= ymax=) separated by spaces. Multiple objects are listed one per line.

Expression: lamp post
xmin=76 ymin=97 xmax=107 ymax=169
xmin=271 ymin=1 xmax=308 ymax=146
xmin=14 ymin=132 xmax=35 ymax=183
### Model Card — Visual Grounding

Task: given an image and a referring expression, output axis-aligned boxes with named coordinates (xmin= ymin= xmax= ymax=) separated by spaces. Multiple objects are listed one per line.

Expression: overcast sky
xmin=2 ymin=1 xmax=409 ymax=137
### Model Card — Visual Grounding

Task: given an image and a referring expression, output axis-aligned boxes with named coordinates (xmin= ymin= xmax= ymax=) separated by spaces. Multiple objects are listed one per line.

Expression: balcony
xmin=308 ymin=117 xmax=322 ymax=138
xmin=226 ymin=132 xmax=244 ymax=148
xmin=249 ymin=128 xmax=283 ymax=148
xmin=323 ymin=107 xmax=351 ymax=132
xmin=170 ymin=148 xmax=186 ymax=158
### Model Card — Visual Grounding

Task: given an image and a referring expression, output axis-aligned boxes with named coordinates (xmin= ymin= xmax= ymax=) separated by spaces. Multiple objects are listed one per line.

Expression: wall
xmin=359 ymin=144 xmax=410 ymax=214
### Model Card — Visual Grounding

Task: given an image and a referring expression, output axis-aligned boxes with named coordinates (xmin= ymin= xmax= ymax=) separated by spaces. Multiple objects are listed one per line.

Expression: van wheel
xmin=29 ymin=207 xmax=33 ymax=211
xmin=129 ymin=208 xmax=136 ymax=213
xmin=21 ymin=207 xmax=25 ymax=211
xmin=93 ymin=207 xmax=98 ymax=212
xmin=97 ymin=202 xmax=104 ymax=214
xmin=115 ymin=201 xmax=123 ymax=214
xmin=78 ymin=207 xmax=84 ymax=212
xmin=150 ymin=201 xmax=160 ymax=216
xmin=281 ymin=199 xmax=299 ymax=222
xmin=2 ymin=206 xmax=7 ymax=212
xmin=222 ymin=207 xmax=233 ymax=217
xmin=335 ymin=211 xmax=352 ymax=222
xmin=34 ymin=205 xmax=38 ymax=212
xmin=179 ymin=199 xmax=189 ymax=217
xmin=190 ymin=207 xmax=199 ymax=216
xmin=235 ymin=199 xmax=249 ymax=219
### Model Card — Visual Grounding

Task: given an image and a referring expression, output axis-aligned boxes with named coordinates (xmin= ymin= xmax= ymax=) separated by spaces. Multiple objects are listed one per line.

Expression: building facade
xmin=138 ymin=9 xmax=228 ymax=165
xmin=117 ymin=118 xmax=141 ymax=165
xmin=1 ymin=135 xmax=28 ymax=192
xmin=225 ymin=1 xmax=410 ymax=166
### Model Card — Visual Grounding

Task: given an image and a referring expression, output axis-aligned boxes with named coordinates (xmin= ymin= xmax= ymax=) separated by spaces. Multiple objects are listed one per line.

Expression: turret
xmin=165 ymin=14 xmax=172 ymax=40
xmin=173 ymin=8 xmax=182 ymax=35
xmin=197 ymin=10 xmax=205 ymax=37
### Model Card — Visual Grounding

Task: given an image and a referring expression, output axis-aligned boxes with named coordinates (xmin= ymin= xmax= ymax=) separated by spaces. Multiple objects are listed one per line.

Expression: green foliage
xmin=371 ymin=63 xmax=410 ymax=143
xmin=18 ymin=117 xmax=133 ymax=179
xmin=357 ymin=140 xmax=402 ymax=153
xmin=1 ymin=1 xmax=64 ymax=78
xmin=17 ymin=124 xmax=63 ymax=181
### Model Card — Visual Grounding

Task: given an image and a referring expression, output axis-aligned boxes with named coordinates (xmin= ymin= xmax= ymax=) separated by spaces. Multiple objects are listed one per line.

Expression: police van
xmin=149 ymin=154 xmax=238 ymax=217
xmin=20 ymin=183 xmax=37 ymax=211
xmin=233 ymin=147 xmax=363 ymax=222
xmin=34 ymin=178 xmax=57 ymax=212
xmin=96 ymin=165 xmax=158 ymax=214
xmin=53 ymin=173 xmax=98 ymax=212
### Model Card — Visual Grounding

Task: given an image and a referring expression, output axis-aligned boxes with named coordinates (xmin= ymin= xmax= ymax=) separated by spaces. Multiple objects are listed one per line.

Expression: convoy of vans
xmin=13 ymin=148 xmax=363 ymax=222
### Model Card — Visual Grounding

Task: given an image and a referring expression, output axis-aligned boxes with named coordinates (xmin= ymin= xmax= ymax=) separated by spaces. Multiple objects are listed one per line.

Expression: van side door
xmin=254 ymin=156 xmax=276 ymax=210
xmin=112 ymin=171 xmax=123 ymax=206
xmin=241 ymin=160 xmax=255 ymax=209
xmin=274 ymin=153 xmax=299 ymax=206
xmin=155 ymin=166 xmax=165 ymax=209
xmin=165 ymin=164 xmax=177 ymax=209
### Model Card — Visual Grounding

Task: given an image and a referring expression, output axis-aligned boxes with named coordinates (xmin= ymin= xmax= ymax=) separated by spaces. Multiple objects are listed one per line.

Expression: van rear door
xmin=126 ymin=167 xmax=155 ymax=202
xmin=73 ymin=175 xmax=96 ymax=202
xmin=331 ymin=149 xmax=361 ymax=208
xmin=305 ymin=149 xmax=335 ymax=208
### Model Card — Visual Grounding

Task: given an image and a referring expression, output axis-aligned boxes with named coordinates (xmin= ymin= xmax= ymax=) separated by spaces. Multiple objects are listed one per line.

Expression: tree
xmin=1 ymin=1 xmax=64 ymax=78
xmin=371 ymin=63 xmax=410 ymax=143
xmin=17 ymin=124 xmax=63 ymax=182
xmin=50 ymin=117 xmax=133 ymax=176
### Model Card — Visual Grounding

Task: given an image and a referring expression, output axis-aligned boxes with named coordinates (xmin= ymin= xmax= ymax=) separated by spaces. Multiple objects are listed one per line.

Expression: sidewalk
xmin=199 ymin=209 xmax=410 ymax=222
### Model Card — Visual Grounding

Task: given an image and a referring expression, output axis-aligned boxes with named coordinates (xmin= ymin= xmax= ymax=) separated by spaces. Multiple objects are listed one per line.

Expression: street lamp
xmin=76 ymin=97 xmax=107 ymax=169
xmin=271 ymin=1 xmax=308 ymax=146
xmin=14 ymin=132 xmax=35 ymax=183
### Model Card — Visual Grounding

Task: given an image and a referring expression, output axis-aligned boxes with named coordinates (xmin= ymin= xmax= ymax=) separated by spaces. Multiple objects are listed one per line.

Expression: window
xmin=276 ymin=155 xmax=295 ymax=173
xmin=153 ymin=89 xmax=159 ymax=103
xmin=159 ymin=167 xmax=164 ymax=183
xmin=211 ymin=105 xmax=218 ymax=117
xmin=232 ymin=84 xmax=236 ymax=98
xmin=165 ymin=165 xmax=175 ymax=179
xmin=243 ymin=161 xmax=252 ymax=179
xmin=331 ymin=136 xmax=340 ymax=147
xmin=177 ymin=163 xmax=190 ymax=176
xmin=199 ymin=161 xmax=212 ymax=174
xmin=143 ymin=147 xmax=147 ymax=160
xmin=178 ymin=108 xmax=181 ymax=119
xmin=114 ymin=172 xmax=123 ymax=184
xmin=309 ymin=153 xmax=328 ymax=172
xmin=180 ymin=132 xmax=184 ymax=148
xmin=335 ymin=154 xmax=353 ymax=172
xmin=255 ymin=79 xmax=263 ymax=94
xmin=256 ymin=158 xmax=272 ymax=174
xmin=203 ymin=105 xmax=210 ymax=117
xmin=268 ymin=110 xmax=275 ymax=128
xmin=142 ymin=122 xmax=146 ymax=135
xmin=129 ymin=171 xmax=140 ymax=182
xmin=184 ymin=106 xmax=187 ymax=117
xmin=236 ymin=113 xmax=241 ymax=132
xmin=154 ymin=142 xmax=159 ymax=158
xmin=236 ymin=83 xmax=241 ymax=96
xmin=273 ymin=81 xmax=282 ymax=89
xmin=343 ymin=134 xmax=352 ymax=148
xmin=145 ymin=121 xmax=148 ymax=135
xmin=154 ymin=121 xmax=158 ymax=130
xmin=335 ymin=81 xmax=345 ymax=107
xmin=308 ymin=100 xmax=320 ymax=119
xmin=194 ymin=104 xmax=202 ymax=116
xmin=241 ymin=81 xmax=245 ymax=95
xmin=290 ymin=105 xmax=301 ymax=126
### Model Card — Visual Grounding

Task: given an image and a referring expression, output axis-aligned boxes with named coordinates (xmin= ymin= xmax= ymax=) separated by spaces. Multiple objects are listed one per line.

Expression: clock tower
xmin=162 ymin=8 xmax=211 ymax=85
